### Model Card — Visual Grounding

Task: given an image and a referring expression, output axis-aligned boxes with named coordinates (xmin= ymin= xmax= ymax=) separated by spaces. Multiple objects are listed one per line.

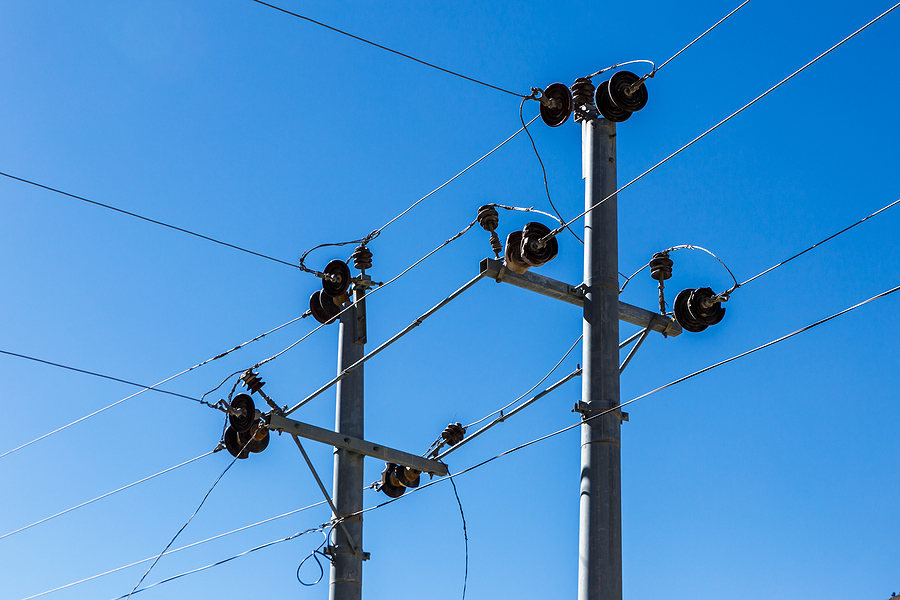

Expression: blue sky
xmin=1 ymin=1 xmax=898 ymax=599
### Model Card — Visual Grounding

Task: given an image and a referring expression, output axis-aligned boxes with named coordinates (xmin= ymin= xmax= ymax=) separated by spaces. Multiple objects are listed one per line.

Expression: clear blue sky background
xmin=1 ymin=1 xmax=897 ymax=599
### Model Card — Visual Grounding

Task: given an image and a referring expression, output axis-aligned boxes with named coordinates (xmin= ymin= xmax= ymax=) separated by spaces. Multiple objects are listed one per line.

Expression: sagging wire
xmin=619 ymin=244 xmax=736 ymax=296
xmin=0 ymin=314 xmax=304 ymax=461
xmin=297 ymin=527 xmax=333 ymax=587
xmin=108 ymin=527 xmax=327 ymax=600
xmin=297 ymin=231 xmax=380 ymax=279
xmin=0 ymin=450 xmax=216 ymax=541
xmin=519 ymin=97 xmax=584 ymax=244
xmin=123 ymin=422 xmax=264 ymax=600
xmin=539 ymin=1 xmax=900 ymax=246
xmin=18 ymin=500 xmax=330 ymax=600
xmin=446 ymin=467 xmax=469 ymax=600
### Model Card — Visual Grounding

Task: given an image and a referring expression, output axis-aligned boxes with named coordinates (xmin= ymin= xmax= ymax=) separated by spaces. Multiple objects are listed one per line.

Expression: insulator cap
xmin=224 ymin=426 xmax=250 ymax=459
xmin=322 ymin=259 xmax=352 ymax=297
xmin=476 ymin=205 xmax=499 ymax=232
xmin=649 ymin=252 xmax=674 ymax=281
xmin=309 ymin=290 xmax=342 ymax=325
xmin=229 ymin=393 xmax=256 ymax=433
xmin=595 ymin=80 xmax=631 ymax=123
xmin=441 ymin=423 xmax=466 ymax=446
xmin=608 ymin=70 xmax=648 ymax=113
xmin=539 ymin=83 xmax=574 ymax=127
xmin=570 ymin=77 xmax=596 ymax=108
xmin=351 ymin=245 xmax=373 ymax=271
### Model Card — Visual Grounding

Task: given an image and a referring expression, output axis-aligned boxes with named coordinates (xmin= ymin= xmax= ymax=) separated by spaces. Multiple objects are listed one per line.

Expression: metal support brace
xmin=618 ymin=318 xmax=657 ymax=374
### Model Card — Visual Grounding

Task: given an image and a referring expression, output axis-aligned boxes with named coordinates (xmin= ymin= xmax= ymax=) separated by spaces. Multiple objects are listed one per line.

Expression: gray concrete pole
xmin=578 ymin=115 xmax=622 ymax=600
xmin=330 ymin=285 xmax=366 ymax=600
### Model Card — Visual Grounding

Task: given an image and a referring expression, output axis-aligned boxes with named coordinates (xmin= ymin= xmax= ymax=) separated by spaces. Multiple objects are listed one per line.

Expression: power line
xmin=0 ymin=314 xmax=303 ymax=460
xmin=0 ymin=451 xmax=215 ymax=541
xmin=0 ymin=170 xmax=298 ymax=269
xmin=545 ymin=1 xmax=900 ymax=242
xmin=19 ymin=500 xmax=329 ymax=600
xmin=0 ymin=349 xmax=203 ymax=403
xmin=248 ymin=0 xmax=528 ymax=98
xmin=110 ymin=527 xmax=325 ymax=600
xmin=655 ymin=0 xmax=753 ymax=74
xmin=446 ymin=467 xmax=469 ymax=600
xmin=350 ymin=282 xmax=900 ymax=519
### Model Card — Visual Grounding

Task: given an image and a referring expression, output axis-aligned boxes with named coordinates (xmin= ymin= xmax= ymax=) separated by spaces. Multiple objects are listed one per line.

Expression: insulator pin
xmin=441 ymin=423 xmax=466 ymax=446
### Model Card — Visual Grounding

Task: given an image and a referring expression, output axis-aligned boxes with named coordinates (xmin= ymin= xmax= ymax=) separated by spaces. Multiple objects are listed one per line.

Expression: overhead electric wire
xmin=110 ymin=527 xmax=325 ymax=600
xmin=248 ymin=0 xmax=528 ymax=98
xmin=0 ymin=314 xmax=303 ymax=460
xmin=544 ymin=1 xmax=900 ymax=243
xmin=19 ymin=500 xmax=329 ymax=600
xmin=350 ymin=282 xmax=900 ymax=521
xmin=733 ymin=197 xmax=900 ymax=290
xmin=446 ymin=468 xmax=469 ymax=600
xmin=654 ymin=0 xmax=752 ymax=75
xmin=0 ymin=451 xmax=215 ymax=541
xmin=0 ymin=349 xmax=203 ymax=403
xmin=0 ymin=171 xmax=297 ymax=269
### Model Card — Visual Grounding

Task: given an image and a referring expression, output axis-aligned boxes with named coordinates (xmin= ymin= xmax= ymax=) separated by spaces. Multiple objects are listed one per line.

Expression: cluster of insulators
xmin=309 ymin=245 xmax=372 ymax=326
xmin=222 ymin=376 xmax=270 ymax=459
xmin=477 ymin=205 xmax=558 ymax=273
xmin=378 ymin=462 xmax=421 ymax=498
xmin=651 ymin=252 xmax=727 ymax=333
xmin=539 ymin=70 xmax=649 ymax=127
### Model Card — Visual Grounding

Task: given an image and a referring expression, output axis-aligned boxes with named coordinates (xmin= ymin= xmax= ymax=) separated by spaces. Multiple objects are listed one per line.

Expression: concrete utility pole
xmin=578 ymin=116 xmax=622 ymax=600
xmin=330 ymin=283 xmax=367 ymax=600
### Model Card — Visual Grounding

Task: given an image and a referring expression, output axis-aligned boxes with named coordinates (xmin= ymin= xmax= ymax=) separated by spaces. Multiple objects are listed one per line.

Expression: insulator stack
xmin=594 ymin=71 xmax=648 ymax=123
xmin=570 ymin=77 xmax=596 ymax=109
xmin=322 ymin=259 xmax=352 ymax=297
xmin=241 ymin=370 xmax=266 ymax=395
xmin=539 ymin=82 xmax=574 ymax=127
xmin=378 ymin=462 xmax=420 ymax=498
xmin=351 ymin=245 xmax=373 ymax=271
xmin=476 ymin=205 xmax=502 ymax=258
xmin=520 ymin=222 xmax=558 ymax=267
xmin=441 ymin=423 xmax=466 ymax=446
xmin=649 ymin=252 xmax=673 ymax=280
xmin=673 ymin=287 xmax=726 ymax=333
xmin=223 ymin=419 xmax=269 ymax=459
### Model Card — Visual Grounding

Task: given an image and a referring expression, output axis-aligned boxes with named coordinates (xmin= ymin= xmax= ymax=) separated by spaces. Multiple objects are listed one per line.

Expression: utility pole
xmin=330 ymin=281 xmax=367 ymax=600
xmin=578 ymin=115 xmax=621 ymax=600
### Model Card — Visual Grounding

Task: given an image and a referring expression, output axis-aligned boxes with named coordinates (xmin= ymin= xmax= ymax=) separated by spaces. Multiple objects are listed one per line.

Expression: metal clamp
xmin=573 ymin=401 xmax=628 ymax=422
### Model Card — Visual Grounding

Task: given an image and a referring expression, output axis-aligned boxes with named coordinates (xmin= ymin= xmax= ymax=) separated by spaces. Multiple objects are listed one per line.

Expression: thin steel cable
xmin=123 ymin=429 xmax=259 ymax=600
xmin=374 ymin=116 xmax=539 ymax=235
xmin=0 ymin=451 xmax=215 ymax=541
xmin=249 ymin=0 xmax=527 ymax=98
xmin=519 ymin=98 xmax=583 ymax=244
xmin=0 ymin=315 xmax=304 ymax=460
xmin=18 ymin=501 xmax=329 ymax=600
xmin=110 ymin=528 xmax=324 ymax=600
xmin=655 ymin=0 xmax=753 ymax=74
xmin=492 ymin=203 xmax=561 ymax=224
xmin=546 ymin=2 xmax=900 ymax=242
xmin=734 ymin=197 xmax=900 ymax=290
xmin=0 ymin=171 xmax=297 ymax=269
xmin=249 ymin=219 xmax=480 ymax=377
xmin=0 ymin=349 xmax=202 ymax=403
xmin=465 ymin=335 xmax=582 ymax=429
xmin=351 ymin=283 xmax=900 ymax=519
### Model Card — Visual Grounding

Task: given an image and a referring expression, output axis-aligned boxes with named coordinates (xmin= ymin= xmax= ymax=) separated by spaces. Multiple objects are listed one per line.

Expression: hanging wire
xmin=491 ymin=203 xmax=562 ymax=224
xmin=109 ymin=527 xmax=326 ymax=600
xmin=0 ymin=450 xmax=215 ymax=541
xmin=446 ymin=467 xmax=469 ymax=600
xmin=19 ymin=500 xmax=330 ymax=600
xmin=249 ymin=0 xmax=528 ymax=98
xmin=519 ymin=97 xmax=584 ymax=244
xmin=296 ymin=528 xmax=331 ymax=586
xmin=542 ymin=1 xmax=900 ymax=244
xmin=619 ymin=244 xmax=737 ymax=294
xmin=0 ymin=314 xmax=304 ymax=461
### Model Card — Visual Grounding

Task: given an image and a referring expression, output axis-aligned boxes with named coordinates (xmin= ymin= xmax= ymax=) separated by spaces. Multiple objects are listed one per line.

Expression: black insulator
xmin=504 ymin=230 xmax=530 ymax=274
xmin=240 ymin=421 xmax=270 ymax=454
xmin=351 ymin=245 xmax=373 ymax=271
xmin=224 ymin=425 xmax=250 ymax=459
xmin=394 ymin=466 xmax=420 ymax=489
xmin=441 ymin=423 xmax=466 ymax=446
xmin=240 ymin=370 xmax=266 ymax=395
xmin=570 ymin=77 xmax=596 ymax=108
xmin=309 ymin=290 xmax=341 ymax=325
xmin=322 ymin=259 xmax=352 ymax=297
xmin=595 ymin=80 xmax=632 ymax=123
xmin=477 ymin=205 xmax=499 ymax=232
xmin=673 ymin=287 xmax=726 ymax=333
xmin=539 ymin=82 xmax=574 ymax=127
xmin=649 ymin=252 xmax=674 ymax=281
xmin=608 ymin=70 xmax=648 ymax=113
xmin=520 ymin=222 xmax=559 ymax=268
xmin=379 ymin=463 xmax=407 ymax=498
xmin=229 ymin=393 xmax=256 ymax=434
xmin=489 ymin=231 xmax=502 ymax=257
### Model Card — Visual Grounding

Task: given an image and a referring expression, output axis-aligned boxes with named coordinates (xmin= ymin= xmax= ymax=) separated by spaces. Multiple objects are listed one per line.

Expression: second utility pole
xmin=578 ymin=115 xmax=622 ymax=600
